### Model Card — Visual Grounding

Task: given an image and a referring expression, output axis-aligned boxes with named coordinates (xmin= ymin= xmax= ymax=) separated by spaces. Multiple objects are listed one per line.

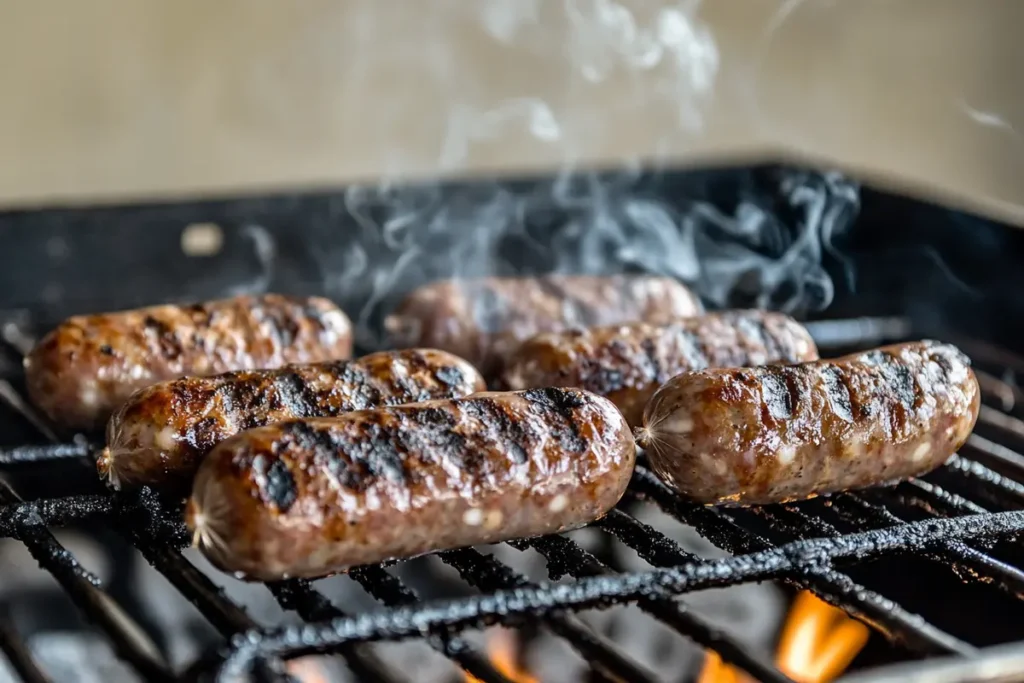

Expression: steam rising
xmin=304 ymin=1 xmax=859 ymax=349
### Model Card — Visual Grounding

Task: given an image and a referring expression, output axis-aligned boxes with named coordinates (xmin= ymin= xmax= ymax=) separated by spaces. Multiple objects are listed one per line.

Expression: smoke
xmin=305 ymin=0 xmax=859 ymax=349
xmin=316 ymin=167 xmax=858 ymax=349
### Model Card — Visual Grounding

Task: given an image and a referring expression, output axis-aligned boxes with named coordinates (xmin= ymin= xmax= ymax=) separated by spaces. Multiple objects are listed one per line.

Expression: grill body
xmin=2 ymin=167 xmax=1024 ymax=682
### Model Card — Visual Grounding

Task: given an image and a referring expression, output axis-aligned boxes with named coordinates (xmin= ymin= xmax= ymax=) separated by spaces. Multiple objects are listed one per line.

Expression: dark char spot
xmin=434 ymin=365 xmax=466 ymax=388
xmin=821 ymin=366 xmax=854 ymax=422
xmin=99 ymin=344 xmax=114 ymax=356
xmin=281 ymin=420 xmax=409 ymax=492
xmin=143 ymin=316 xmax=183 ymax=360
xmin=186 ymin=416 xmax=221 ymax=451
xmin=275 ymin=371 xmax=321 ymax=418
xmin=459 ymin=398 xmax=529 ymax=469
xmin=760 ymin=370 xmax=795 ymax=420
xmin=862 ymin=351 xmax=917 ymax=409
xmin=252 ymin=454 xmax=297 ymax=512
xmin=521 ymin=387 xmax=587 ymax=452
xmin=334 ymin=362 xmax=382 ymax=410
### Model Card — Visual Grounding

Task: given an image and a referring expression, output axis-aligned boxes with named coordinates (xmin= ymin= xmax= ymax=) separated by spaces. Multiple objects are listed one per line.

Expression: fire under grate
xmin=3 ymin=317 xmax=1024 ymax=683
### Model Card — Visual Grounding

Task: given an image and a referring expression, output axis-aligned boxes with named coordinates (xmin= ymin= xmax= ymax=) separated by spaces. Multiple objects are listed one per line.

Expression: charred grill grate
xmin=2 ymin=318 xmax=1024 ymax=683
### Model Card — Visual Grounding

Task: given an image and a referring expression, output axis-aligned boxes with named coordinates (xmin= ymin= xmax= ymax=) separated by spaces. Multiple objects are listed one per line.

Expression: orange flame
xmin=699 ymin=591 xmax=869 ymax=683
xmin=466 ymin=627 xmax=538 ymax=683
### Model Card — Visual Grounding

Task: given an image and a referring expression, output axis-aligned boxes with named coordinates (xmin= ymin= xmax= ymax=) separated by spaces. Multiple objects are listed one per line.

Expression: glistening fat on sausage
xmin=502 ymin=310 xmax=818 ymax=426
xmin=384 ymin=274 xmax=702 ymax=377
xmin=25 ymin=294 xmax=353 ymax=432
xmin=187 ymin=388 xmax=636 ymax=581
xmin=100 ymin=348 xmax=486 ymax=490
xmin=638 ymin=341 xmax=980 ymax=505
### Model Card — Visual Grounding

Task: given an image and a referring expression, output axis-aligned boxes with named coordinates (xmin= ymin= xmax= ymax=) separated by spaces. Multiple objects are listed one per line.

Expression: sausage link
xmin=24 ymin=295 xmax=352 ymax=432
xmin=502 ymin=310 xmax=818 ymax=426
xmin=384 ymin=275 xmax=701 ymax=377
xmin=100 ymin=349 xmax=485 ymax=490
xmin=186 ymin=388 xmax=635 ymax=581
xmin=638 ymin=341 xmax=980 ymax=505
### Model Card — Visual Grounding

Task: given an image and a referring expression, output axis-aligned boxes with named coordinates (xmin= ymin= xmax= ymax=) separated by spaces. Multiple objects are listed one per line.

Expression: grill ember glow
xmin=698 ymin=592 xmax=870 ymax=683
xmin=465 ymin=628 xmax=538 ymax=683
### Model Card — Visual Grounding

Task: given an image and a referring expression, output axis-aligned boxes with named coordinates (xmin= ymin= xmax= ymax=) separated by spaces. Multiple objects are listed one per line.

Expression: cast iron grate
xmin=2 ymin=316 xmax=1024 ymax=683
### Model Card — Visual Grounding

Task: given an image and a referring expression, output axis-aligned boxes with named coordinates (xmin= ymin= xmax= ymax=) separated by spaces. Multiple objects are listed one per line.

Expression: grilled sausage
xmin=99 ymin=349 xmax=485 ymax=491
xmin=384 ymin=275 xmax=702 ymax=377
xmin=187 ymin=388 xmax=635 ymax=581
xmin=24 ymin=295 xmax=353 ymax=432
xmin=502 ymin=311 xmax=818 ymax=426
xmin=638 ymin=341 xmax=980 ymax=505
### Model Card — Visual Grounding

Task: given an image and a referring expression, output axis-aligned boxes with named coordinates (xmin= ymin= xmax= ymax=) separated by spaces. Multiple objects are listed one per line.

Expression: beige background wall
xmin=1 ymin=1 xmax=1022 ymax=224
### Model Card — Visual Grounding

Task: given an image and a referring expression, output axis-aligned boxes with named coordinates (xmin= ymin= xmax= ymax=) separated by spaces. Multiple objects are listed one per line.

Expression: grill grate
xmin=2 ymin=319 xmax=1024 ymax=682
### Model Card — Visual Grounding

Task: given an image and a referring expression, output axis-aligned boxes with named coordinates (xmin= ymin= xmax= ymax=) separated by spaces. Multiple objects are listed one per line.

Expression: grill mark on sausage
xmin=862 ymin=350 xmax=917 ymax=410
xmin=821 ymin=365 xmax=855 ymax=423
xmin=143 ymin=315 xmax=184 ymax=360
xmin=333 ymin=362 xmax=382 ymax=409
xmin=460 ymin=398 xmax=530 ymax=465
xmin=673 ymin=327 xmax=708 ymax=371
xmin=275 ymin=371 xmax=321 ymax=418
xmin=434 ymin=365 xmax=467 ymax=389
xmin=279 ymin=420 xmax=410 ymax=492
xmin=252 ymin=454 xmax=298 ymax=513
xmin=522 ymin=387 xmax=587 ymax=452
xmin=639 ymin=337 xmax=662 ymax=383
xmin=760 ymin=370 xmax=795 ymax=420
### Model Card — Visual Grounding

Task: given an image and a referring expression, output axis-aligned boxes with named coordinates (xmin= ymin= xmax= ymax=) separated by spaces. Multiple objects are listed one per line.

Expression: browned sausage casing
xmin=639 ymin=341 xmax=980 ymax=505
xmin=384 ymin=275 xmax=702 ymax=377
xmin=502 ymin=311 xmax=818 ymax=426
xmin=24 ymin=295 xmax=353 ymax=432
xmin=186 ymin=388 xmax=636 ymax=581
xmin=100 ymin=349 xmax=485 ymax=490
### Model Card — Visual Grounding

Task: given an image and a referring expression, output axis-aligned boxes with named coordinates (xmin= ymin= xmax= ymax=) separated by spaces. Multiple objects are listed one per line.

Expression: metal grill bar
xmin=266 ymin=581 xmax=409 ymax=683
xmin=348 ymin=566 xmax=514 ymax=683
xmin=0 ymin=442 xmax=91 ymax=467
xmin=939 ymin=456 xmax=1024 ymax=509
xmin=519 ymin=521 xmax=795 ymax=683
xmin=628 ymin=467 xmax=977 ymax=655
xmin=0 ymin=495 xmax=112 ymax=537
xmin=0 ymin=614 xmax=52 ymax=683
xmin=0 ymin=481 xmax=173 ymax=682
xmin=962 ymin=435 xmax=1024 ymax=484
xmin=441 ymin=547 xmax=661 ymax=683
xmin=214 ymin=508 xmax=1024 ymax=678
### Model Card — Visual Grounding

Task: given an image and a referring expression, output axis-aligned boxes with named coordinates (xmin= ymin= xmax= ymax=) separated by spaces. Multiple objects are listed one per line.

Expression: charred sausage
xmin=99 ymin=349 xmax=485 ymax=490
xmin=186 ymin=388 xmax=635 ymax=581
xmin=25 ymin=295 xmax=353 ymax=432
xmin=502 ymin=310 xmax=818 ymax=426
xmin=638 ymin=341 xmax=980 ymax=505
xmin=384 ymin=275 xmax=702 ymax=377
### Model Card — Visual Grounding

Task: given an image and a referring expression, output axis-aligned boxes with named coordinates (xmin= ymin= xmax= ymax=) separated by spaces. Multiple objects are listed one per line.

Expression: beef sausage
xmin=502 ymin=310 xmax=818 ymax=426
xmin=186 ymin=387 xmax=635 ymax=581
xmin=99 ymin=349 xmax=485 ymax=490
xmin=25 ymin=295 xmax=353 ymax=432
xmin=637 ymin=341 xmax=980 ymax=505
xmin=384 ymin=275 xmax=702 ymax=377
